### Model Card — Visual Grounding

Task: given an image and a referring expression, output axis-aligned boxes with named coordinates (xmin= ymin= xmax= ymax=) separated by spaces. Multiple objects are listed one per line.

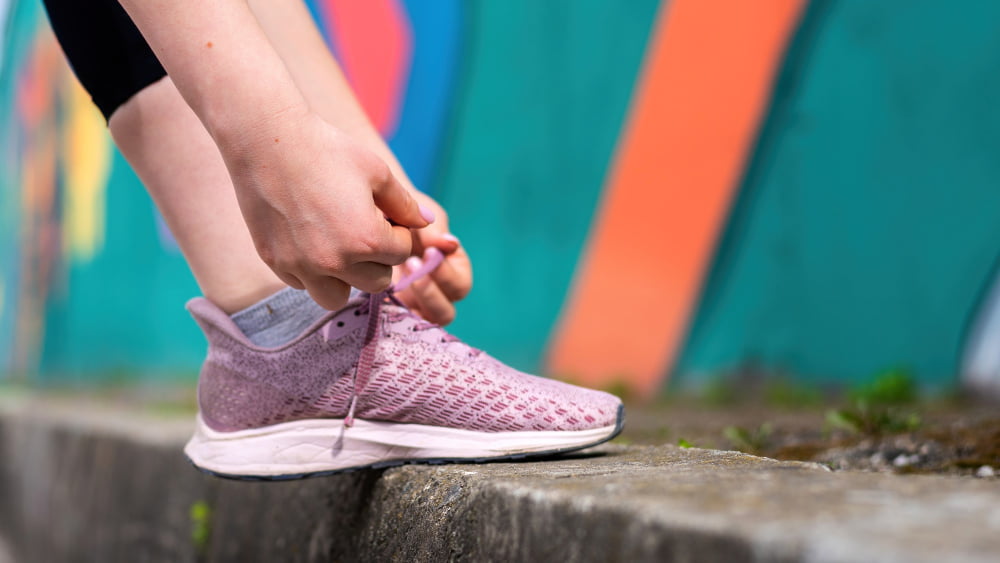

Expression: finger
xmin=394 ymin=282 xmax=430 ymax=318
xmin=392 ymin=261 xmax=425 ymax=313
xmin=402 ymin=256 xmax=456 ymax=325
xmin=428 ymin=247 xmax=472 ymax=302
xmin=363 ymin=219 xmax=416 ymax=267
xmin=438 ymin=233 xmax=461 ymax=253
xmin=372 ymin=171 xmax=433 ymax=229
xmin=419 ymin=231 xmax=461 ymax=256
xmin=275 ymin=270 xmax=306 ymax=290
xmin=394 ymin=287 xmax=423 ymax=315
xmin=334 ymin=260 xmax=394 ymax=294
xmin=301 ymin=274 xmax=352 ymax=310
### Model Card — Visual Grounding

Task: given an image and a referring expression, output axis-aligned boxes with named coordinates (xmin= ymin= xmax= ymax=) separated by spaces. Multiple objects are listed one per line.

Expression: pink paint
xmin=322 ymin=0 xmax=414 ymax=138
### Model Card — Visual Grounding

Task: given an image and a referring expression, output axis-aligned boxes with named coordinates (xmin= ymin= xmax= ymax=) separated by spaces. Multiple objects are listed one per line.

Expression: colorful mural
xmin=673 ymin=1 xmax=1000 ymax=392
xmin=0 ymin=2 xmax=202 ymax=381
xmin=547 ymin=0 xmax=806 ymax=395
xmin=3 ymin=0 xmax=1000 ymax=395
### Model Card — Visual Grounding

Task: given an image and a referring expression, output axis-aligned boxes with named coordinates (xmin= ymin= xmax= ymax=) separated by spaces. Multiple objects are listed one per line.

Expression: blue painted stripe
xmin=389 ymin=0 xmax=464 ymax=195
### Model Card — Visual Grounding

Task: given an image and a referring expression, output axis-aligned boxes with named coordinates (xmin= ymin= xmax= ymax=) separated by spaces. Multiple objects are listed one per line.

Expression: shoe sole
xmin=184 ymin=405 xmax=624 ymax=481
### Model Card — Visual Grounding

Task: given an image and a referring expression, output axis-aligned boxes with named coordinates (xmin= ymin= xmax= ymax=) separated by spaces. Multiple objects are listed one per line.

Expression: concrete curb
xmin=1 ymin=400 xmax=998 ymax=562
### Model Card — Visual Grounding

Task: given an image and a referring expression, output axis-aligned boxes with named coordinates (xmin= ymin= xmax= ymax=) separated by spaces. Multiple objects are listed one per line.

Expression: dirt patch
xmin=620 ymin=402 xmax=1000 ymax=478
xmin=774 ymin=414 xmax=999 ymax=476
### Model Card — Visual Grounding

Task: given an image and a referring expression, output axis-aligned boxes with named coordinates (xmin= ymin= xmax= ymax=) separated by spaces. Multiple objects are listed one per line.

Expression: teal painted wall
xmin=39 ymin=151 xmax=204 ymax=382
xmin=437 ymin=0 xmax=660 ymax=371
xmin=0 ymin=0 xmax=28 ymax=374
xmin=677 ymin=0 xmax=1000 ymax=388
xmin=0 ymin=2 xmax=203 ymax=383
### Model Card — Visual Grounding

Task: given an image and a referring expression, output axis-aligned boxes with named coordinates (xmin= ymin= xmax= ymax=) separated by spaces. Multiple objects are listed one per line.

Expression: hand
xmin=222 ymin=110 xmax=432 ymax=310
xmin=394 ymin=193 xmax=472 ymax=325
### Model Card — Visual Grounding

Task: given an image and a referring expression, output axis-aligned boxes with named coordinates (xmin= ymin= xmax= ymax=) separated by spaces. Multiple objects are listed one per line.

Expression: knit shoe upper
xmin=187 ymin=294 xmax=621 ymax=434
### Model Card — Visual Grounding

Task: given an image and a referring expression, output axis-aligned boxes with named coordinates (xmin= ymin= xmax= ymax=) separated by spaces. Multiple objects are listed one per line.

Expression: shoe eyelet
xmin=354 ymin=310 xmax=361 ymax=316
xmin=336 ymin=321 xmax=344 ymax=327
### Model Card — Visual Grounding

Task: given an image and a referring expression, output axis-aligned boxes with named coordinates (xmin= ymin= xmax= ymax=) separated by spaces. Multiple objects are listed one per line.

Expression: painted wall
xmin=675 ymin=1 xmax=1000 ymax=391
xmin=2 ymin=0 xmax=999 ymax=394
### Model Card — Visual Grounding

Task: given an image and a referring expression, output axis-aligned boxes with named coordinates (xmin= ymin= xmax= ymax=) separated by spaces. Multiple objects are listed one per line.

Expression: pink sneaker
xmin=183 ymin=253 xmax=623 ymax=479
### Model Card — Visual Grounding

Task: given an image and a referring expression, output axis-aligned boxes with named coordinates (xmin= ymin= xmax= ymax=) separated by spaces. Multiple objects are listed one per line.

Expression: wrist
xmin=211 ymin=97 xmax=310 ymax=153
xmin=213 ymin=101 xmax=312 ymax=167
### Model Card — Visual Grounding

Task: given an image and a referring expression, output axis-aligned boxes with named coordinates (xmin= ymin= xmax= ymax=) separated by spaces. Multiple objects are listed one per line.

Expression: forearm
xmin=308 ymin=63 xmax=416 ymax=193
xmin=311 ymin=66 xmax=424 ymax=199
xmin=117 ymin=0 xmax=309 ymax=150
xmin=247 ymin=0 xmax=419 ymax=194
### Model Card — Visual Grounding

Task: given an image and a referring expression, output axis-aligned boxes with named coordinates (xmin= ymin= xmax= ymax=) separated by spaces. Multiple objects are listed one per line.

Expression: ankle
xmin=229 ymin=287 xmax=329 ymax=347
xmin=205 ymin=281 xmax=288 ymax=314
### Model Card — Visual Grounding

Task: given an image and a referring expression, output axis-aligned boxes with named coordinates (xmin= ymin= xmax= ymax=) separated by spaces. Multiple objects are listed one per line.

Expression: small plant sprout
xmin=723 ymin=423 xmax=774 ymax=455
xmin=849 ymin=368 xmax=919 ymax=405
xmin=825 ymin=400 xmax=921 ymax=436
xmin=190 ymin=500 xmax=212 ymax=555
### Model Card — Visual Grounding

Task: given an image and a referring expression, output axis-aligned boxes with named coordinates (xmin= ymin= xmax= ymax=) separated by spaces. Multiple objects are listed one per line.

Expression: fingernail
xmin=405 ymin=256 xmax=423 ymax=271
xmin=424 ymin=246 xmax=443 ymax=261
xmin=419 ymin=204 xmax=435 ymax=224
xmin=441 ymin=233 xmax=460 ymax=244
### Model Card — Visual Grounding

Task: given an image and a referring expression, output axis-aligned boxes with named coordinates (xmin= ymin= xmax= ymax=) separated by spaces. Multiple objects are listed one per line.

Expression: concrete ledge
xmin=1 ymin=398 xmax=998 ymax=562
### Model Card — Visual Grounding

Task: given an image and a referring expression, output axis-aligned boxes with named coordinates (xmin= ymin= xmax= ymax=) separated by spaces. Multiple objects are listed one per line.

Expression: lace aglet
xmin=344 ymin=396 xmax=358 ymax=428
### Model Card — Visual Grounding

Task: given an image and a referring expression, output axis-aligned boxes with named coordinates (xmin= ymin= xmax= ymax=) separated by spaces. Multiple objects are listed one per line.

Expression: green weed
xmin=723 ymin=423 xmax=774 ymax=455
xmin=825 ymin=400 xmax=922 ymax=436
xmin=849 ymin=368 xmax=919 ymax=405
xmin=190 ymin=500 xmax=212 ymax=555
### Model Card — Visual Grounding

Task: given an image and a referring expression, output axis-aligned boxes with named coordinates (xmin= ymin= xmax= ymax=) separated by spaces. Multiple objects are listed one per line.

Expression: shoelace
xmin=323 ymin=248 xmax=446 ymax=428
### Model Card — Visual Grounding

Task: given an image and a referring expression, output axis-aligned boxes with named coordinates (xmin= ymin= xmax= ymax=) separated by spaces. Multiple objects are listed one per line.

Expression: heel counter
xmin=189 ymin=297 xmax=268 ymax=430
xmin=196 ymin=344 xmax=306 ymax=432
xmin=198 ymin=348 xmax=242 ymax=432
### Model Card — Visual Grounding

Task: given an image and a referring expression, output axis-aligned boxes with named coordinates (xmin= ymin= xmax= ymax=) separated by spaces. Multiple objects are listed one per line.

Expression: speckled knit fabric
xmin=187 ymin=294 xmax=621 ymax=433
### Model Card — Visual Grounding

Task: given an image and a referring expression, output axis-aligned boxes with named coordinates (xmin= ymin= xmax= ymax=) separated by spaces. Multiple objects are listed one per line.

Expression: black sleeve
xmin=41 ymin=0 xmax=168 ymax=120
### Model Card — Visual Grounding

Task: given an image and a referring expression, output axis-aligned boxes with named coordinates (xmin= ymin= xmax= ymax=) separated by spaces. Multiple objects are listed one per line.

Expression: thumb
xmin=373 ymin=172 xmax=434 ymax=229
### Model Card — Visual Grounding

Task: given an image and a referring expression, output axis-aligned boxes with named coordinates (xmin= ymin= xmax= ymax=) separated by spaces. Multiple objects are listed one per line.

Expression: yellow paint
xmin=60 ymin=71 xmax=112 ymax=262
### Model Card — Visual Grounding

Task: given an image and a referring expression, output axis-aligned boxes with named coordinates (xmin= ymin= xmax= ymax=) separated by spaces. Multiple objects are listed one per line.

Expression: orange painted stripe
xmin=546 ymin=0 xmax=806 ymax=396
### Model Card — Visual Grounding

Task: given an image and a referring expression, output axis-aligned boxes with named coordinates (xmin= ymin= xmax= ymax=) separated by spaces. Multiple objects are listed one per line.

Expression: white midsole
xmin=184 ymin=414 xmax=618 ymax=477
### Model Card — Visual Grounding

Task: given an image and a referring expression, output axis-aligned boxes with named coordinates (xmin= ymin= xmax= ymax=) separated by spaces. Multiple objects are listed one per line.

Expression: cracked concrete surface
xmin=1 ymin=397 xmax=998 ymax=562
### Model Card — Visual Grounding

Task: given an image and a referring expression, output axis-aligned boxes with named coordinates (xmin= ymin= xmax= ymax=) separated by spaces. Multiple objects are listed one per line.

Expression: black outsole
xmin=189 ymin=405 xmax=626 ymax=481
